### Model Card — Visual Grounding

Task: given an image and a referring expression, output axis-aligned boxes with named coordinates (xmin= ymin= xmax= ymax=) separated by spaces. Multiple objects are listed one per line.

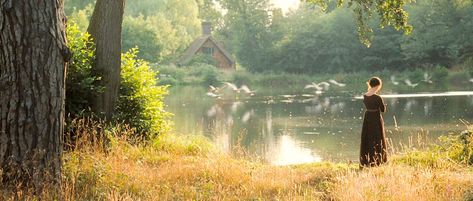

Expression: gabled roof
xmin=178 ymin=35 xmax=235 ymax=65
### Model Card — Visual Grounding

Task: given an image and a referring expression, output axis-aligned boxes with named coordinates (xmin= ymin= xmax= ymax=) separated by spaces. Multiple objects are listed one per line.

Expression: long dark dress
xmin=360 ymin=94 xmax=387 ymax=167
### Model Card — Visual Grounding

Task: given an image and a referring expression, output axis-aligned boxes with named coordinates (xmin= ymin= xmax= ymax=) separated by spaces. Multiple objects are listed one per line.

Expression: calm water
xmin=165 ymin=86 xmax=473 ymax=165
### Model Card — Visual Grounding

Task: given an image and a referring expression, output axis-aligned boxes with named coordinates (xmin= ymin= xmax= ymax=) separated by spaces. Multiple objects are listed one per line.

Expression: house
xmin=177 ymin=22 xmax=235 ymax=70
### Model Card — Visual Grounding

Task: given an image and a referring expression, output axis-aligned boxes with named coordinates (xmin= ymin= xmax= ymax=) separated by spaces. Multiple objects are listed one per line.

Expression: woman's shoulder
xmin=363 ymin=93 xmax=378 ymax=97
xmin=363 ymin=93 xmax=382 ymax=99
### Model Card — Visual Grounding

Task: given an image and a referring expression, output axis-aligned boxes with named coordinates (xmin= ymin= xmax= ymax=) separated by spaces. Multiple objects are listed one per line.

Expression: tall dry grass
xmin=1 ymin=118 xmax=472 ymax=200
xmin=331 ymin=164 xmax=473 ymax=201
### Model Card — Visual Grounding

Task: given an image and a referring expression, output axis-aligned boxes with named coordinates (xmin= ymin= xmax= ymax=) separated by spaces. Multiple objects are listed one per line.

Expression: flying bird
xmin=223 ymin=82 xmax=239 ymax=92
xmin=318 ymin=81 xmax=330 ymax=87
xmin=239 ymin=85 xmax=256 ymax=96
xmin=209 ymin=85 xmax=219 ymax=93
xmin=317 ymin=81 xmax=330 ymax=90
xmin=390 ymin=75 xmax=400 ymax=85
xmin=329 ymin=79 xmax=346 ymax=87
xmin=304 ymin=82 xmax=323 ymax=91
xmin=469 ymin=78 xmax=473 ymax=83
xmin=422 ymin=73 xmax=433 ymax=84
xmin=404 ymin=79 xmax=419 ymax=87
xmin=206 ymin=92 xmax=221 ymax=98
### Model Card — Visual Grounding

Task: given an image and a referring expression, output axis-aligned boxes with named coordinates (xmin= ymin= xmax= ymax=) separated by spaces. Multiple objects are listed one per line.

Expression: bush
xmin=66 ymin=23 xmax=171 ymax=137
xmin=436 ymin=130 xmax=473 ymax=165
xmin=188 ymin=54 xmax=217 ymax=67
xmin=65 ymin=21 xmax=100 ymax=117
xmin=115 ymin=49 xmax=172 ymax=136
xmin=407 ymin=68 xmax=424 ymax=81
xmin=184 ymin=64 xmax=222 ymax=85
xmin=231 ymin=71 xmax=252 ymax=86
xmin=431 ymin=65 xmax=449 ymax=82
xmin=154 ymin=65 xmax=186 ymax=86
xmin=200 ymin=66 xmax=221 ymax=86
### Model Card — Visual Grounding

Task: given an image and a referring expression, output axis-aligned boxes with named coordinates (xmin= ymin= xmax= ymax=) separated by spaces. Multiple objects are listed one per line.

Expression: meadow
xmin=2 ymin=118 xmax=472 ymax=200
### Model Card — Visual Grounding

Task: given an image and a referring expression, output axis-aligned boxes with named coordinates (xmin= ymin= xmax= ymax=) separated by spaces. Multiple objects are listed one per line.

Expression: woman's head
xmin=367 ymin=77 xmax=382 ymax=91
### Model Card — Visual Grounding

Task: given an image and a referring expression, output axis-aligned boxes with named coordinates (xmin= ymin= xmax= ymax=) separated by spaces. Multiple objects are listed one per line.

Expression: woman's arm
xmin=379 ymin=96 xmax=386 ymax=113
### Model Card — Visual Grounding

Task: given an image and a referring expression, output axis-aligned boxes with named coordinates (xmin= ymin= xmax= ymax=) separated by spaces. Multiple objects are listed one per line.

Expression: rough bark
xmin=88 ymin=0 xmax=125 ymax=119
xmin=0 ymin=0 xmax=69 ymax=190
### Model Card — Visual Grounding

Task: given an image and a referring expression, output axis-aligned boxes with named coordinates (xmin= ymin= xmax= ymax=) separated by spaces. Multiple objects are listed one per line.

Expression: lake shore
xmin=156 ymin=64 xmax=473 ymax=93
xmin=5 ymin=122 xmax=471 ymax=200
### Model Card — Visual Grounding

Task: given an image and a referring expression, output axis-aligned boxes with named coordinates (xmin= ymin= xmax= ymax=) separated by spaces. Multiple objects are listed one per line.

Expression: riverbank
xmin=5 ymin=120 xmax=471 ymax=200
xmin=156 ymin=64 xmax=473 ymax=93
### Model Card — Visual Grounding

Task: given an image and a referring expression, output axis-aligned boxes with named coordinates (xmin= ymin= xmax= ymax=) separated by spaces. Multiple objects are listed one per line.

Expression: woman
xmin=360 ymin=77 xmax=388 ymax=167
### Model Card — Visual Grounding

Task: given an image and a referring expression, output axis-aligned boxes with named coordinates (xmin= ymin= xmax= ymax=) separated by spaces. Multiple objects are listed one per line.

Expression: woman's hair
xmin=367 ymin=77 xmax=382 ymax=89
xmin=368 ymin=77 xmax=382 ymax=87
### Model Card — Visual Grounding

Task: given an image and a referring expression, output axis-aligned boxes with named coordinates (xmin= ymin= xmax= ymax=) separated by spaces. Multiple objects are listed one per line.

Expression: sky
xmin=271 ymin=0 xmax=300 ymax=13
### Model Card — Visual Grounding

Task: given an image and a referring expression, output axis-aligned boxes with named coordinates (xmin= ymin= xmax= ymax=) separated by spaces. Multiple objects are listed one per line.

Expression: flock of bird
xmin=206 ymin=82 xmax=256 ymax=98
xmin=390 ymin=73 xmax=434 ymax=87
xmin=206 ymin=72 xmax=473 ymax=99
xmin=304 ymin=79 xmax=346 ymax=94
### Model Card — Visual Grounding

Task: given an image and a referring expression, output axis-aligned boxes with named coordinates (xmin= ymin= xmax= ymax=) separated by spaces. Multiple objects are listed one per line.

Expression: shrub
xmin=66 ymin=23 xmax=171 ymax=137
xmin=154 ymin=65 xmax=186 ymax=86
xmin=231 ymin=71 xmax=252 ymax=86
xmin=431 ymin=65 xmax=449 ymax=82
xmin=436 ymin=130 xmax=473 ymax=165
xmin=407 ymin=68 xmax=424 ymax=81
xmin=188 ymin=54 xmax=217 ymax=66
xmin=65 ymin=21 xmax=100 ymax=118
xmin=186 ymin=64 xmax=221 ymax=85
xmin=466 ymin=58 xmax=473 ymax=77
xmin=201 ymin=66 xmax=221 ymax=86
xmin=115 ymin=49 xmax=172 ymax=136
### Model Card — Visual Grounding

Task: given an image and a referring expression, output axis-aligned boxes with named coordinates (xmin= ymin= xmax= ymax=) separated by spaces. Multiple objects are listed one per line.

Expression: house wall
xmin=198 ymin=40 xmax=235 ymax=70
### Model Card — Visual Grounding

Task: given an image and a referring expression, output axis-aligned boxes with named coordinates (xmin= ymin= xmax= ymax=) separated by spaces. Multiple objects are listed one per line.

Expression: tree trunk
xmin=0 ymin=0 xmax=69 ymax=191
xmin=88 ymin=0 xmax=125 ymax=119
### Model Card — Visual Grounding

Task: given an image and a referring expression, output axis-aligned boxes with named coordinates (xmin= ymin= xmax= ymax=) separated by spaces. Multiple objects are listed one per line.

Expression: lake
xmin=165 ymin=85 xmax=473 ymax=165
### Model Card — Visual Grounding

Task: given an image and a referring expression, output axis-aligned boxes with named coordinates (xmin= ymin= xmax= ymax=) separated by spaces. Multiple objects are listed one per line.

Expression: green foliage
xmin=152 ymin=133 xmax=214 ymax=156
xmin=463 ymin=58 xmax=473 ymax=77
xmin=200 ymin=66 xmax=221 ymax=86
xmin=66 ymin=0 xmax=200 ymax=63
xmin=402 ymin=0 xmax=473 ymax=67
xmin=407 ymin=68 xmax=424 ymax=81
xmin=65 ymin=21 xmax=99 ymax=117
xmin=155 ymin=64 xmax=223 ymax=86
xmin=122 ymin=15 xmax=162 ymax=62
xmin=231 ymin=71 xmax=252 ymax=86
xmin=65 ymin=0 xmax=473 ymax=75
xmin=394 ymin=129 xmax=473 ymax=168
xmin=436 ymin=130 xmax=473 ymax=165
xmin=154 ymin=65 xmax=186 ymax=86
xmin=115 ymin=49 xmax=172 ymax=136
xmin=218 ymin=0 xmax=273 ymax=72
xmin=305 ymin=0 xmax=413 ymax=46
xmin=64 ymin=0 xmax=94 ymax=16
xmin=196 ymin=0 xmax=223 ymax=29
xmin=187 ymin=64 xmax=222 ymax=86
xmin=66 ymin=22 xmax=171 ymax=136
xmin=188 ymin=54 xmax=217 ymax=67
xmin=121 ymin=0 xmax=201 ymax=63
xmin=431 ymin=65 xmax=449 ymax=82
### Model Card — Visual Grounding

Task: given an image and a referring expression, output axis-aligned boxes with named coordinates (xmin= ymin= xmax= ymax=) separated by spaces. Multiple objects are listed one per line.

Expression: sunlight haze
xmin=271 ymin=0 xmax=300 ymax=12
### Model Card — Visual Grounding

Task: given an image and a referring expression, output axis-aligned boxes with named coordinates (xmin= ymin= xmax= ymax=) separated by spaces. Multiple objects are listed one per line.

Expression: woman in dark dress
xmin=360 ymin=77 xmax=388 ymax=167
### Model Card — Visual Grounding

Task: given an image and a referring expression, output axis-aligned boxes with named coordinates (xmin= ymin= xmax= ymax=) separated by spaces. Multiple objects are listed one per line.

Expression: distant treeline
xmin=65 ymin=0 xmax=473 ymax=73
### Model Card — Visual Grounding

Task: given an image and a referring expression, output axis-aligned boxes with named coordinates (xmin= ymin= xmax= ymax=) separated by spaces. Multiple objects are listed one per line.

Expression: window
xmin=202 ymin=47 xmax=214 ymax=55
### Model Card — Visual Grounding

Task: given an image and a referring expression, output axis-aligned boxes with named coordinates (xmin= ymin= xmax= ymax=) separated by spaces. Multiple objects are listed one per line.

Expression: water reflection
xmin=268 ymin=135 xmax=322 ymax=165
xmin=166 ymin=86 xmax=473 ymax=165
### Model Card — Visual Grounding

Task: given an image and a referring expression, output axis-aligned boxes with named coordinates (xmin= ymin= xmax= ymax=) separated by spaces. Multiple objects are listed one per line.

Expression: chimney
xmin=202 ymin=21 xmax=212 ymax=35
